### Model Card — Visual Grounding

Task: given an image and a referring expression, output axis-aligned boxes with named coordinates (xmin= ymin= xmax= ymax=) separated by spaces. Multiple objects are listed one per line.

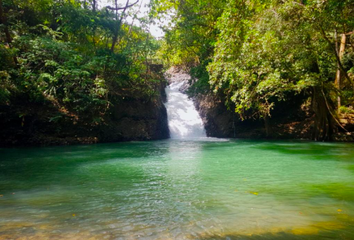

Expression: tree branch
xmin=106 ymin=0 xmax=139 ymax=11
xmin=319 ymin=25 xmax=353 ymax=86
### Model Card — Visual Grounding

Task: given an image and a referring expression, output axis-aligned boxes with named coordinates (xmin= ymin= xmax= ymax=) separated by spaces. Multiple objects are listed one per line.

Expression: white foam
xmin=164 ymin=82 xmax=207 ymax=139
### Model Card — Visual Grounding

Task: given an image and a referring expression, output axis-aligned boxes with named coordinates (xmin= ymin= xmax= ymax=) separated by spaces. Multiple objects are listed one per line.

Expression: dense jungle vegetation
xmin=1 ymin=0 xmax=354 ymax=143
xmin=0 ymin=0 xmax=163 ymax=112
xmin=0 ymin=0 xmax=167 ymax=145
xmin=152 ymin=0 xmax=354 ymax=141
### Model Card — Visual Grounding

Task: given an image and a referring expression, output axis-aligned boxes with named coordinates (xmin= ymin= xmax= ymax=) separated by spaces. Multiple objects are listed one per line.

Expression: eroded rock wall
xmin=193 ymin=93 xmax=235 ymax=138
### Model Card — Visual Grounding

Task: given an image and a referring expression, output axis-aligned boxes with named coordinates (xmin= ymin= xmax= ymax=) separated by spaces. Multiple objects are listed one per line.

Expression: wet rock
xmin=193 ymin=93 xmax=235 ymax=138
xmin=106 ymin=98 xmax=169 ymax=141
xmin=164 ymin=67 xmax=237 ymax=138
xmin=164 ymin=66 xmax=191 ymax=93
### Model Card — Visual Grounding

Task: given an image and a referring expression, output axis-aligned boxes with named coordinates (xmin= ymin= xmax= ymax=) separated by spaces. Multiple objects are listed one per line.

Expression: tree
xmin=155 ymin=0 xmax=354 ymax=140
xmin=0 ymin=0 xmax=164 ymax=122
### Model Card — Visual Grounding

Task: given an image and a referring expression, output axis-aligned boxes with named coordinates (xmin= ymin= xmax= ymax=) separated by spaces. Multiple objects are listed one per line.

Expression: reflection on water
xmin=1 ymin=140 xmax=354 ymax=239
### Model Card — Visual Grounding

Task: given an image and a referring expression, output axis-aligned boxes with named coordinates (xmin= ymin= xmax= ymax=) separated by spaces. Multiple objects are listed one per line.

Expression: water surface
xmin=1 ymin=139 xmax=354 ymax=239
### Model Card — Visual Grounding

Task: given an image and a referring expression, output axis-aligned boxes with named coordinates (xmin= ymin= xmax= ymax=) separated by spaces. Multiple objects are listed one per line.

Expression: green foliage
xmin=14 ymin=36 xmax=109 ymax=111
xmin=0 ymin=70 xmax=12 ymax=104
xmin=154 ymin=0 xmax=354 ymax=140
xmin=152 ymin=0 xmax=223 ymax=67
xmin=0 ymin=0 xmax=164 ymax=124
xmin=339 ymin=106 xmax=354 ymax=115
xmin=188 ymin=59 xmax=211 ymax=94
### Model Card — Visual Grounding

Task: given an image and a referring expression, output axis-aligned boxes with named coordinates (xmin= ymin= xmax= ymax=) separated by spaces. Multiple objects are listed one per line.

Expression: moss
xmin=306 ymin=183 xmax=354 ymax=202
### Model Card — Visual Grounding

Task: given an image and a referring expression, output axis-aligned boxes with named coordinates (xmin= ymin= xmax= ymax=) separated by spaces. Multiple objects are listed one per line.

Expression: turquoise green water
xmin=1 ymin=139 xmax=354 ymax=239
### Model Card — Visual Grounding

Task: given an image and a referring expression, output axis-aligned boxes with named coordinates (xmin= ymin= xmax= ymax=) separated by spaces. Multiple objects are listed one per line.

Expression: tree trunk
xmin=311 ymin=86 xmax=334 ymax=141
xmin=127 ymin=0 xmax=143 ymax=38
xmin=264 ymin=115 xmax=271 ymax=137
xmin=109 ymin=0 xmax=139 ymax=52
xmin=110 ymin=0 xmax=121 ymax=52
xmin=0 ymin=0 xmax=12 ymax=44
xmin=92 ymin=0 xmax=96 ymax=12
xmin=319 ymin=27 xmax=352 ymax=87
xmin=334 ymin=33 xmax=346 ymax=113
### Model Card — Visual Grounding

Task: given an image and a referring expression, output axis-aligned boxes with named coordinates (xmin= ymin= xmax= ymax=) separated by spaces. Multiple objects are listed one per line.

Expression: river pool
xmin=1 ymin=139 xmax=354 ymax=239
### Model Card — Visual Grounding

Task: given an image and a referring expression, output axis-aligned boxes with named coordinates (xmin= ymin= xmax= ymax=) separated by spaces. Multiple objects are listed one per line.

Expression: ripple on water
xmin=1 ymin=140 xmax=354 ymax=239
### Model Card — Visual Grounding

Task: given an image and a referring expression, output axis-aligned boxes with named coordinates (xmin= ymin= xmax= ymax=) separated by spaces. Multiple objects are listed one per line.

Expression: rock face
xmin=0 ymin=97 xmax=169 ymax=147
xmin=164 ymin=67 xmax=191 ymax=90
xmin=193 ymin=90 xmax=317 ymax=140
xmin=106 ymin=98 xmax=169 ymax=141
xmin=192 ymin=92 xmax=265 ymax=139
xmin=193 ymin=93 xmax=235 ymax=138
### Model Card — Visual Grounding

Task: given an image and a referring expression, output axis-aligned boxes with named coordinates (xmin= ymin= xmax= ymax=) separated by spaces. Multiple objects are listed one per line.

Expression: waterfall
xmin=165 ymin=81 xmax=207 ymax=139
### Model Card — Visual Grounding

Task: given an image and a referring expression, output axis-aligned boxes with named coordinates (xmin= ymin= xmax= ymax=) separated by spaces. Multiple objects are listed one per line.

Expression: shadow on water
xmin=0 ymin=141 xmax=170 ymax=193
xmin=248 ymin=140 xmax=354 ymax=196
xmin=252 ymin=140 xmax=354 ymax=162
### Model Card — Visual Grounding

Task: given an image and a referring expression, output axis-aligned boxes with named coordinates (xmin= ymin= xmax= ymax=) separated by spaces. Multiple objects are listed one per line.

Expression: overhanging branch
xmin=106 ymin=0 xmax=139 ymax=11
xmin=319 ymin=25 xmax=354 ymax=86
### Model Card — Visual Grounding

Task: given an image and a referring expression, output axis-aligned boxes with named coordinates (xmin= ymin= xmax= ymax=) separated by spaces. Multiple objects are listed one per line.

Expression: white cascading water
xmin=165 ymin=81 xmax=207 ymax=139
